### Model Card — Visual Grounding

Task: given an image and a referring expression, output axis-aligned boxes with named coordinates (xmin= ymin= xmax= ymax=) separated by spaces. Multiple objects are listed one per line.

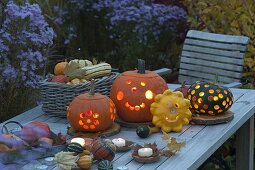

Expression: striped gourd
xmin=91 ymin=139 xmax=115 ymax=161
xmin=77 ymin=155 xmax=93 ymax=169
xmin=65 ymin=63 xmax=112 ymax=80
xmin=67 ymin=142 xmax=84 ymax=153
xmin=98 ymin=160 xmax=113 ymax=170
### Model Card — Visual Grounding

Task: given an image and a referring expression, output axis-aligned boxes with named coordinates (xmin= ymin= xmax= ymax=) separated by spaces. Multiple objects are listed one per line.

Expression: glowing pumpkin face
xmin=150 ymin=90 xmax=192 ymax=132
xmin=110 ymin=70 xmax=168 ymax=123
xmin=187 ymin=81 xmax=234 ymax=115
xmin=67 ymin=93 xmax=116 ymax=132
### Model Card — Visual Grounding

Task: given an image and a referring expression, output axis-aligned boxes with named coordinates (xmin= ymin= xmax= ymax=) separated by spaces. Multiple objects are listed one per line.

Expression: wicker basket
xmin=38 ymin=72 xmax=119 ymax=118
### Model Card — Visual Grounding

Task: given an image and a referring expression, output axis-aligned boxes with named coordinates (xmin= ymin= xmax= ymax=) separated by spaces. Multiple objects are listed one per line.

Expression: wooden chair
xmin=178 ymin=30 xmax=250 ymax=87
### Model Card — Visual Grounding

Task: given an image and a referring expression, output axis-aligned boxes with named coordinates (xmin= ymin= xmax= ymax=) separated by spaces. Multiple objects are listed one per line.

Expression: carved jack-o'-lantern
xmin=67 ymin=80 xmax=116 ymax=132
xmin=150 ymin=90 xmax=192 ymax=132
xmin=187 ymin=81 xmax=234 ymax=115
xmin=110 ymin=59 xmax=168 ymax=123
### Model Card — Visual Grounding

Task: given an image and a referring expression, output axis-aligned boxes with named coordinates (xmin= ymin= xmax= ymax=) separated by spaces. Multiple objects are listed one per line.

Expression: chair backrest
xmin=178 ymin=30 xmax=250 ymax=84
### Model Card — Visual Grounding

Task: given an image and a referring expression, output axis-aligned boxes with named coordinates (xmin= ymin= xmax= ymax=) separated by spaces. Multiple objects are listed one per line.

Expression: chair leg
xmin=236 ymin=115 xmax=254 ymax=170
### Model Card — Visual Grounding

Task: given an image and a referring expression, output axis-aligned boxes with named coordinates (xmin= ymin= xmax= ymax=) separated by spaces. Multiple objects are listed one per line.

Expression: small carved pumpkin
xmin=54 ymin=61 xmax=68 ymax=75
xmin=150 ymin=90 xmax=192 ymax=132
xmin=187 ymin=81 xmax=234 ymax=115
xmin=67 ymin=80 xmax=116 ymax=132
xmin=110 ymin=59 xmax=168 ymax=122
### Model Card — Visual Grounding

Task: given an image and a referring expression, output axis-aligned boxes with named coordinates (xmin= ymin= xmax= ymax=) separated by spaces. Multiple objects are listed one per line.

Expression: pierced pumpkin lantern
xmin=187 ymin=81 xmax=234 ymax=115
xmin=150 ymin=90 xmax=192 ymax=132
xmin=67 ymin=80 xmax=116 ymax=132
xmin=110 ymin=59 xmax=168 ymax=123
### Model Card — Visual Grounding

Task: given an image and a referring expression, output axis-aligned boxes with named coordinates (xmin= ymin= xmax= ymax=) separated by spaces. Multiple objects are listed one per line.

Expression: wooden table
xmin=0 ymin=84 xmax=254 ymax=170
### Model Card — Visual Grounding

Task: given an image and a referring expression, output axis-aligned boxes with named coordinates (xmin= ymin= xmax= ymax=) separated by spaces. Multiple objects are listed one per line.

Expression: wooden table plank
xmin=156 ymin=90 xmax=255 ymax=170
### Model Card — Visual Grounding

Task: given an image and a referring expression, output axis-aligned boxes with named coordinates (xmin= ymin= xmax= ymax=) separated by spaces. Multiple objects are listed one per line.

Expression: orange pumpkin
xmin=54 ymin=61 xmax=68 ymax=75
xmin=67 ymin=80 xmax=116 ymax=132
xmin=110 ymin=59 xmax=168 ymax=123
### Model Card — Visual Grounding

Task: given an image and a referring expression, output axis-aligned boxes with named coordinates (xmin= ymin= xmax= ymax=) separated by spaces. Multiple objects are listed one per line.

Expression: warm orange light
xmin=213 ymin=96 xmax=219 ymax=101
xmin=140 ymin=103 xmax=145 ymax=108
xmin=209 ymin=89 xmax=214 ymax=94
xmin=129 ymin=106 xmax=135 ymax=110
xmin=94 ymin=120 xmax=99 ymax=125
xmin=218 ymin=94 xmax=223 ymax=98
xmin=145 ymin=90 xmax=153 ymax=100
xmin=204 ymin=84 xmax=209 ymax=88
xmin=224 ymin=90 xmax=228 ymax=94
xmin=125 ymin=102 xmax=130 ymax=107
xmin=198 ymin=98 xmax=203 ymax=103
xmin=90 ymin=125 xmax=96 ymax=129
xmin=208 ymin=111 xmax=214 ymax=114
xmin=140 ymin=82 xmax=146 ymax=86
xmin=79 ymin=120 xmax=84 ymax=125
xmin=135 ymin=106 xmax=140 ymax=111
xmin=208 ymin=96 xmax=213 ymax=101
xmin=117 ymin=91 xmax=124 ymax=101
xmin=87 ymin=119 xmax=91 ymax=123
xmin=194 ymin=104 xmax=199 ymax=109
xmin=203 ymin=104 xmax=208 ymax=109
xmin=199 ymin=92 xmax=204 ymax=97
xmin=192 ymin=96 xmax=197 ymax=101
xmin=195 ymin=85 xmax=200 ymax=89
xmin=126 ymin=80 xmax=132 ymax=85
xmin=191 ymin=90 xmax=195 ymax=95
xmin=226 ymin=97 xmax=230 ymax=102
xmin=131 ymin=87 xmax=137 ymax=92
xmin=93 ymin=113 xmax=99 ymax=118
xmin=222 ymin=100 xmax=226 ymax=106
xmin=200 ymin=109 xmax=205 ymax=113
xmin=214 ymin=105 xmax=220 ymax=110
xmin=83 ymin=125 xmax=89 ymax=129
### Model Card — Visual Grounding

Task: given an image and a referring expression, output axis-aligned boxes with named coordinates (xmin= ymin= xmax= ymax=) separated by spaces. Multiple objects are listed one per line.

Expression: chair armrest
xmin=153 ymin=68 xmax=172 ymax=76
xmin=223 ymin=82 xmax=242 ymax=88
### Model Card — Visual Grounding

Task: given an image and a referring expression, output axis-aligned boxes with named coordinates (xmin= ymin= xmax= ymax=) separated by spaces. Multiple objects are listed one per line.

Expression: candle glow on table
xmin=138 ymin=147 xmax=153 ymax=157
xmin=71 ymin=137 xmax=85 ymax=147
xmin=112 ymin=138 xmax=126 ymax=147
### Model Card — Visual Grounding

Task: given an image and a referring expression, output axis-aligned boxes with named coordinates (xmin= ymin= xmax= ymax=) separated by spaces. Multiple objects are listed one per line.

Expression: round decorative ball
xmin=98 ymin=160 xmax=113 ymax=170
xmin=136 ymin=125 xmax=150 ymax=138
xmin=91 ymin=139 xmax=115 ymax=161
xmin=187 ymin=81 xmax=234 ymax=115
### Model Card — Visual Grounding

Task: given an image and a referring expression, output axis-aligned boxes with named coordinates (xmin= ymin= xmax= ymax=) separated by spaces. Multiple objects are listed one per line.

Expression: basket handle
xmin=1 ymin=121 xmax=23 ymax=134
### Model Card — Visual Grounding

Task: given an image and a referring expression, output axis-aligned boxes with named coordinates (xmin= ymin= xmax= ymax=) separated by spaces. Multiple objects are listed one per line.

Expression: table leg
xmin=236 ymin=115 xmax=254 ymax=170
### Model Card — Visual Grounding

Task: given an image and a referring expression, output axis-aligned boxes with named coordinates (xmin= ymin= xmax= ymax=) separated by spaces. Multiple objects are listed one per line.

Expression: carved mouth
xmin=125 ymin=102 xmax=146 ymax=111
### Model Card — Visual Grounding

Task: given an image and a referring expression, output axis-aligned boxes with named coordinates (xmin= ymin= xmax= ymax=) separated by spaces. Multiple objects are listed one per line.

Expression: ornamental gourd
xmin=150 ymin=90 xmax=192 ymax=132
xmin=77 ymin=155 xmax=93 ymax=169
xmin=187 ymin=81 xmax=234 ymax=115
xmin=54 ymin=61 xmax=68 ymax=75
xmin=110 ymin=59 xmax=168 ymax=122
xmin=91 ymin=139 xmax=116 ymax=161
xmin=67 ymin=80 xmax=116 ymax=132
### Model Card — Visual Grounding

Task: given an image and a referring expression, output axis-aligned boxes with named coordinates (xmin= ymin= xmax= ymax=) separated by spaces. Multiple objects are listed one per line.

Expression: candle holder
xmin=115 ymin=140 xmax=134 ymax=152
xmin=131 ymin=143 xmax=160 ymax=163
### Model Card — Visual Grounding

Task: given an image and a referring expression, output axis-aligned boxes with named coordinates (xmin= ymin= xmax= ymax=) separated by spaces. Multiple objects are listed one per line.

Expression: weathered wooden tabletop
xmin=1 ymin=84 xmax=254 ymax=170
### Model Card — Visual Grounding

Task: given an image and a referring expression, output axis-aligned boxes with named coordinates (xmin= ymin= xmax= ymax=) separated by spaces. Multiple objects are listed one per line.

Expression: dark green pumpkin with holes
xmin=98 ymin=160 xmax=113 ymax=170
xmin=187 ymin=81 xmax=233 ymax=115
xmin=67 ymin=142 xmax=84 ymax=153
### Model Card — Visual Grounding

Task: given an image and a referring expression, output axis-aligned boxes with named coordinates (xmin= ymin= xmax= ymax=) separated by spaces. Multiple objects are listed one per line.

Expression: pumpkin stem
xmin=137 ymin=59 xmax=145 ymax=74
xmin=89 ymin=79 xmax=95 ymax=96
xmin=181 ymin=81 xmax=186 ymax=88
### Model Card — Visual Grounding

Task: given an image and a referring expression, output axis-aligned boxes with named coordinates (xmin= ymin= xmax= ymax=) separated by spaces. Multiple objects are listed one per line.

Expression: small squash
xmin=150 ymin=89 xmax=192 ymax=132
xmin=98 ymin=160 xmax=113 ymax=170
xmin=54 ymin=61 xmax=68 ymax=75
xmin=67 ymin=142 xmax=84 ymax=154
xmin=77 ymin=155 xmax=93 ymax=169
xmin=91 ymin=139 xmax=115 ymax=161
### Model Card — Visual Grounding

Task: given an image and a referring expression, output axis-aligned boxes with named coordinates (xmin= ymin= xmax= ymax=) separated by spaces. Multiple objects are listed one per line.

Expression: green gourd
xmin=67 ymin=142 xmax=84 ymax=154
xmin=98 ymin=160 xmax=113 ymax=170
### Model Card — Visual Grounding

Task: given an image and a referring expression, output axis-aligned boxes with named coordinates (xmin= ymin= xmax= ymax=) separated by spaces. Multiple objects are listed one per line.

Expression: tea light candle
xmin=138 ymin=148 xmax=153 ymax=157
xmin=112 ymin=138 xmax=126 ymax=147
xmin=71 ymin=137 xmax=85 ymax=147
